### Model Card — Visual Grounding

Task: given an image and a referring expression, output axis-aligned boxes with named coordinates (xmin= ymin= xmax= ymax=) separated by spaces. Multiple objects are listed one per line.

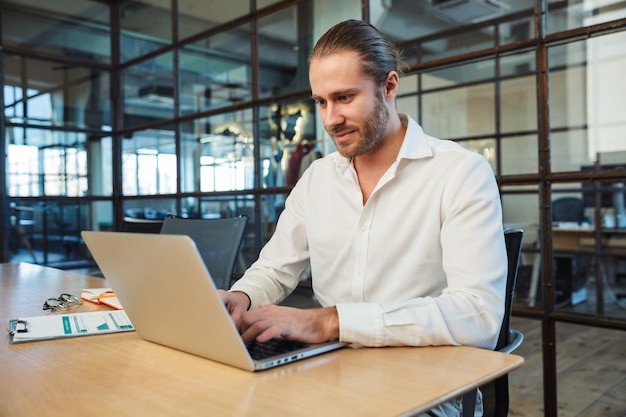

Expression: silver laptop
xmin=81 ymin=231 xmax=346 ymax=371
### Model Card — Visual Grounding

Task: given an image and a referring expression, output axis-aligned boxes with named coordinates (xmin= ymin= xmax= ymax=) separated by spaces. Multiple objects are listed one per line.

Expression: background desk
xmin=553 ymin=227 xmax=626 ymax=314
xmin=1 ymin=263 xmax=523 ymax=417
xmin=553 ymin=227 xmax=626 ymax=254
xmin=525 ymin=227 xmax=626 ymax=309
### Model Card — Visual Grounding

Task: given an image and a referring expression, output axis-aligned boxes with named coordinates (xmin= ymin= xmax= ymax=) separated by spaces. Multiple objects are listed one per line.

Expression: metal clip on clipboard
xmin=8 ymin=319 xmax=28 ymax=336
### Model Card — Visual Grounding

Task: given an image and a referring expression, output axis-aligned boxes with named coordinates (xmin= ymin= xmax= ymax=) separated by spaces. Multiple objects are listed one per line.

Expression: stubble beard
xmin=330 ymin=93 xmax=390 ymax=159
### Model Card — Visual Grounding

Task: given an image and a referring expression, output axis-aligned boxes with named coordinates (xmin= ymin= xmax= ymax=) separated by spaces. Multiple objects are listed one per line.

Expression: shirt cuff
xmin=335 ymin=302 xmax=385 ymax=346
xmin=229 ymin=280 xmax=275 ymax=309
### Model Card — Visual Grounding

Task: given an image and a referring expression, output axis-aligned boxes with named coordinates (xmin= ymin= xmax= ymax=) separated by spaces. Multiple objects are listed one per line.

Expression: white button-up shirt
xmin=231 ymin=114 xmax=507 ymax=349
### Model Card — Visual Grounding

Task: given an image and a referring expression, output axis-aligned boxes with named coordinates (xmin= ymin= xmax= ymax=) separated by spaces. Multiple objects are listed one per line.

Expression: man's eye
xmin=314 ymin=99 xmax=326 ymax=106
xmin=337 ymin=95 xmax=350 ymax=102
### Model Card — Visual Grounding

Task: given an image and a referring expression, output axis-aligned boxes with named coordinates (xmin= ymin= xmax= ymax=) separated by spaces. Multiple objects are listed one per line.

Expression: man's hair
xmin=309 ymin=19 xmax=404 ymax=84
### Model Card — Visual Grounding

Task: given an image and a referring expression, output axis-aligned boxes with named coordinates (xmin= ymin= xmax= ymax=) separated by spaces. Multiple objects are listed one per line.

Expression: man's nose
xmin=324 ymin=103 xmax=344 ymax=129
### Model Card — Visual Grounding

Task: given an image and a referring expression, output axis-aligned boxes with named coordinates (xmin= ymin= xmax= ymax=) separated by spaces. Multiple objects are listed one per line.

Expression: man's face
xmin=310 ymin=51 xmax=390 ymax=158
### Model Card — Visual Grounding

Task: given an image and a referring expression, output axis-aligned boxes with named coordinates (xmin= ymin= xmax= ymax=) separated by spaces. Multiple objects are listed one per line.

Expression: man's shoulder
xmin=292 ymin=151 xmax=345 ymax=187
xmin=401 ymin=115 xmax=485 ymax=165
xmin=420 ymin=135 xmax=487 ymax=169
xmin=305 ymin=150 xmax=345 ymax=172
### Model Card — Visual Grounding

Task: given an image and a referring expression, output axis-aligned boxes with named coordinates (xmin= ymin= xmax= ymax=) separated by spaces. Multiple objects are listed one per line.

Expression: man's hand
xmin=239 ymin=305 xmax=340 ymax=344
xmin=218 ymin=290 xmax=251 ymax=330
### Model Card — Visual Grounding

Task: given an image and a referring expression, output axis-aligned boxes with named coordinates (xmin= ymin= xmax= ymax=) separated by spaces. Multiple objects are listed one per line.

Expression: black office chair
xmin=552 ymin=197 xmax=585 ymax=224
xmin=160 ymin=215 xmax=248 ymax=290
xmin=462 ymin=228 xmax=524 ymax=417
xmin=122 ymin=217 xmax=164 ymax=233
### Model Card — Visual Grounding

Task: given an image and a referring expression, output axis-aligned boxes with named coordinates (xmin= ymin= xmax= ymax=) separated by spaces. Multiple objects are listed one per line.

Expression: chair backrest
xmin=122 ymin=217 xmax=164 ymax=234
xmin=497 ymin=228 xmax=524 ymax=351
xmin=160 ymin=215 xmax=248 ymax=290
xmin=552 ymin=197 xmax=584 ymax=223
xmin=480 ymin=228 xmax=524 ymax=417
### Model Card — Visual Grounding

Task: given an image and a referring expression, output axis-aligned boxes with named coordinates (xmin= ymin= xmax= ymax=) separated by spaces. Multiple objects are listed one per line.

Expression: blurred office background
xmin=1 ymin=1 xmax=625 ymax=415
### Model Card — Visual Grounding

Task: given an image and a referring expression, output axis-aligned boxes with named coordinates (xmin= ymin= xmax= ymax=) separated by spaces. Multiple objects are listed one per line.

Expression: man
xmin=220 ymin=19 xmax=506 ymax=415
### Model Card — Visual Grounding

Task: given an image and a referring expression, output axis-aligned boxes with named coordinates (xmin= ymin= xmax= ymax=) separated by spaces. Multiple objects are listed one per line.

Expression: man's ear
xmin=384 ymin=71 xmax=400 ymax=100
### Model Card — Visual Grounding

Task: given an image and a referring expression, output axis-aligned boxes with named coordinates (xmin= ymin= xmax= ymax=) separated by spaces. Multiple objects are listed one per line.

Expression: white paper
xmin=10 ymin=310 xmax=134 ymax=343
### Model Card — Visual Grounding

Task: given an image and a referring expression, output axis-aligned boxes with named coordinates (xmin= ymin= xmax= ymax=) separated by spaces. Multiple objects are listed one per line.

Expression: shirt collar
xmin=332 ymin=113 xmax=434 ymax=173
xmin=397 ymin=113 xmax=434 ymax=161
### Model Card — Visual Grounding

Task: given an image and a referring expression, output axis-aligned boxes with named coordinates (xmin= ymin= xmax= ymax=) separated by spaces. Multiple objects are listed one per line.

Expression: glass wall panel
xmin=378 ymin=0 xmax=534 ymax=46
xmin=177 ymin=192 xmax=283 ymax=262
xmin=548 ymin=0 xmax=626 ymax=34
xmin=551 ymin=183 xmax=626 ymax=320
xmin=9 ymin=199 xmax=94 ymax=265
xmin=5 ymin=129 xmax=109 ymax=198
xmin=502 ymin=185 xmax=541 ymax=307
xmin=549 ymin=32 xmax=626 ymax=172
xmin=179 ymin=123 xmax=201 ymax=194
xmin=180 ymin=109 xmax=254 ymax=193
xmin=257 ymin=2 xmax=313 ymax=99
xmin=123 ymin=197 xmax=176 ymax=220
xmin=422 ymin=26 xmax=495 ymax=62
xmin=232 ymin=195 xmax=259 ymax=267
xmin=179 ymin=23 xmax=252 ymax=116
xmin=0 ymin=0 xmax=110 ymax=64
xmin=501 ymin=74 xmax=537 ymax=133
xmin=122 ymin=127 xmax=177 ymax=196
xmin=501 ymin=50 xmax=536 ymax=78
xmin=87 ymin=136 xmax=113 ymax=197
xmin=6 ymin=129 xmax=94 ymax=197
xmin=394 ymin=19 xmax=533 ymax=65
xmin=3 ymin=55 xmax=111 ymax=129
xmin=586 ymin=31 xmax=626 ymax=164
xmin=179 ymin=196 xmax=226 ymax=219
xmin=178 ymin=0 xmax=249 ymax=40
xmin=550 ymin=129 xmax=589 ymax=172
xmin=501 ymin=135 xmax=538 ymax=175
xmin=397 ymin=74 xmax=420 ymax=125
xmin=91 ymin=200 xmax=114 ymax=233
xmin=548 ymin=44 xmax=586 ymax=131
xmin=44 ymin=200 xmax=92 ymax=263
xmin=6 ymin=140 xmax=39 ymax=197
xmin=257 ymin=0 xmax=287 ymax=8
xmin=420 ymin=61 xmax=496 ymax=141
xmin=258 ymin=104 xmax=283 ymax=191
xmin=259 ymin=100 xmax=317 ymax=190
xmin=455 ymin=138 xmax=496 ymax=172
xmin=500 ymin=17 xmax=534 ymax=45
xmin=425 ymin=60 xmax=495 ymax=89
xmin=42 ymin=144 xmax=88 ymax=197
xmin=422 ymin=82 xmax=495 ymax=139
xmin=122 ymin=52 xmax=174 ymax=129
xmin=120 ymin=0 xmax=172 ymax=62
xmin=396 ymin=96 xmax=420 ymax=128
xmin=398 ymin=73 xmax=418 ymax=95
xmin=259 ymin=191 xmax=289 ymax=244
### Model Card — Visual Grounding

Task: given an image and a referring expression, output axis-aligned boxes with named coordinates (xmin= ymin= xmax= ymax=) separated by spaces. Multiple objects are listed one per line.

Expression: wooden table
xmin=1 ymin=263 xmax=524 ymax=417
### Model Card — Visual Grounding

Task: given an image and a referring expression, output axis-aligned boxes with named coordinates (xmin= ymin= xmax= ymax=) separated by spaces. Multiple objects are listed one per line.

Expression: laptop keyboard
xmin=246 ymin=339 xmax=309 ymax=360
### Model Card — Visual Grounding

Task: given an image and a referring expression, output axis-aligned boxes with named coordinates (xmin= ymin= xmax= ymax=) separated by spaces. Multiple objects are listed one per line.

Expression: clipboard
xmin=8 ymin=310 xmax=134 ymax=344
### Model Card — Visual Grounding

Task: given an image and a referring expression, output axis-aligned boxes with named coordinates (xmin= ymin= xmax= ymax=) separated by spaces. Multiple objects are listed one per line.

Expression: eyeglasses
xmin=42 ymin=293 xmax=83 ymax=311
